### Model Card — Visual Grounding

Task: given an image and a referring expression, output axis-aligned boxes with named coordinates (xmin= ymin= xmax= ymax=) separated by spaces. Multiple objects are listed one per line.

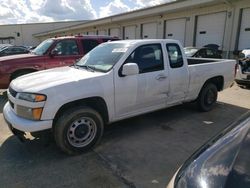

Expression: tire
xmin=197 ymin=83 xmax=218 ymax=112
xmin=54 ymin=106 xmax=104 ymax=155
xmin=11 ymin=71 xmax=33 ymax=80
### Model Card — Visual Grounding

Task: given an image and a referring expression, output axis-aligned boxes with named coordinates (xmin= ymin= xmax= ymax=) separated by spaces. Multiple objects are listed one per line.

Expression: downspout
xmin=223 ymin=0 xmax=234 ymax=58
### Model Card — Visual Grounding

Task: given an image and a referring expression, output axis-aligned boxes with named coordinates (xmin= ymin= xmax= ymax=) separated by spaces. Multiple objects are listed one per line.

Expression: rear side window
xmin=166 ymin=43 xmax=183 ymax=68
xmin=82 ymin=39 xmax=99 ymax=54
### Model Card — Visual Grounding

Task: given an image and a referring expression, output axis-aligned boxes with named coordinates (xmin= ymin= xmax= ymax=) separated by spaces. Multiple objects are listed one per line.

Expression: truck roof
xmin=51 ymin=35 xmax=119 ymax=40
xmin=109 ymin=39 xmax=180 ymax=45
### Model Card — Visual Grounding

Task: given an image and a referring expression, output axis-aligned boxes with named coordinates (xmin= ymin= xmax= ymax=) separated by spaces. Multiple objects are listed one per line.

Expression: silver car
xmin=235 ymin=50 xmax=250 ymax=87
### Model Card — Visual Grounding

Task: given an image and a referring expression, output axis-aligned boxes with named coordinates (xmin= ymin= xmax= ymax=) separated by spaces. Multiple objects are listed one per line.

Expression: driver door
xmin=114 ymin=43 xmax=169 ymax=118
xmin=46 ymin=39 xmax=82 ymax=69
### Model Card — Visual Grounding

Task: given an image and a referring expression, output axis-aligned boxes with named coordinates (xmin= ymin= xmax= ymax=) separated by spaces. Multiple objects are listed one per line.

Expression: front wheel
xmin=197 ymin=83 xmax=218 ymax=112
xmin=11 ymin=71 xmax=33 ymax=80
xmin=54 ymin=106 xmax=104 ymax=155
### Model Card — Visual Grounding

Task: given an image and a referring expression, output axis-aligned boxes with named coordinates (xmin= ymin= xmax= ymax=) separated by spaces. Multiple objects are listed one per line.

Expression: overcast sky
xmin=0 ymin=0 xmax=175 ymax=25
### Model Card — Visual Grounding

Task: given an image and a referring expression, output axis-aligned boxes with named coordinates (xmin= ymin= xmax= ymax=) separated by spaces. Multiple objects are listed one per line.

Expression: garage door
xmin=98 ymin=30 xmax=106 ymax=35
xmin=142 ymin=22 xmax=157 ymax=39
xmin=109 ymin=28 xmax=121 ymax=38
xmin=238 ymin=8 xmax=250 ymax=50
xmin=165 ymin=18 xmax=186 ymax=46
xmin=88 ymin=31 xmax=96 ymax=35
xmin=196 ymin=12 xmax=227 ymax=49
xmin=124 ymin=25 xmax=136 ymax=39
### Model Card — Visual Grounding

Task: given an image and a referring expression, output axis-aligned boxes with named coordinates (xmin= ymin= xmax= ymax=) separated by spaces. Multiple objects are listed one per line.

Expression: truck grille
xmin=9 ymin=87 xmax=17 ymax=98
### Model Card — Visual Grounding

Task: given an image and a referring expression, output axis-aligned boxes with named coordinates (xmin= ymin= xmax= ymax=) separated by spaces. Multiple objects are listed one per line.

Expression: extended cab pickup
xmin=0 ymin=35 xmax=119 ymax=89
xmin=3 ymin=39 xmax=236 ymax=154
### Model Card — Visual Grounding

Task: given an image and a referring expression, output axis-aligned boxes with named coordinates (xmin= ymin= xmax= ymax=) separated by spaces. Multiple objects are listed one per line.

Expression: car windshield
xmin=184 ymin=47 xmax=198 ymax=57
xmin=32 ymin=39 xmax=54 ymax=55
xmin=75 ymin=42 xmax=129 ymax=72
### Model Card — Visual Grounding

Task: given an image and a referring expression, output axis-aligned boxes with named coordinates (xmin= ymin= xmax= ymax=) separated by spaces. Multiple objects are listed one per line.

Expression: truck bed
xmin=187 ymin=58 xmax=220 ymax=65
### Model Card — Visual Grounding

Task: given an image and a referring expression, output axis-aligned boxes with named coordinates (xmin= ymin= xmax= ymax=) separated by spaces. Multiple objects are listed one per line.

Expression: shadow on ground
xmin=0 ymin=100 xmax=248 ymax=188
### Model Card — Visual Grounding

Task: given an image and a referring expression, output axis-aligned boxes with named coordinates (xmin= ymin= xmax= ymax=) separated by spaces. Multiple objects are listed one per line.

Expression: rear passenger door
xmin=166 ymin=43 xmax=189 ymax=104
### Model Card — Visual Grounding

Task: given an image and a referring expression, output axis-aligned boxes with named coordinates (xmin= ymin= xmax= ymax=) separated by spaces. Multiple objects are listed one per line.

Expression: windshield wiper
xmin=74 ymin=64 xmax=96 ymax=72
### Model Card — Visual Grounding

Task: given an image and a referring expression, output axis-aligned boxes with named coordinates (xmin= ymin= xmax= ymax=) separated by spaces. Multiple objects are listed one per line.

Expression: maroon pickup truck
xmin=0 ymin=35 xmax=119 ymax=89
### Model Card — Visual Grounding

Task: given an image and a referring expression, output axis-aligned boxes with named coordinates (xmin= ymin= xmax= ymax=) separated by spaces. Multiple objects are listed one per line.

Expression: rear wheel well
xmin=203 ymin=76 xmax=224 ymax=91
xmin=10 ymin=69 xmax=37 ymax=81
xmin=53 ymin=97 xmax=109 ymax=127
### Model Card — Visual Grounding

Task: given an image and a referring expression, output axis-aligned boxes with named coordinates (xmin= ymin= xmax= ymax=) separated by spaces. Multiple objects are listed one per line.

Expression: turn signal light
xmin=32 ymin=108 xmax=43 ymax=120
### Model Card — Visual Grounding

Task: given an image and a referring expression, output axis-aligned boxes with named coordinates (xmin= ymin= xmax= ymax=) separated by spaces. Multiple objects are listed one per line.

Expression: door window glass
xmin=124 ymin=44 xmax=164 ymax=73
xmin=53 ymin=40 xmax=79 ymax=55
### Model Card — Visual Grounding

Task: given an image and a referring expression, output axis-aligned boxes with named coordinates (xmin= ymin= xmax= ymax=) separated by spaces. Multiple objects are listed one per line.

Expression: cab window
xmin=166 ymin=43 xmax=183 ymax=68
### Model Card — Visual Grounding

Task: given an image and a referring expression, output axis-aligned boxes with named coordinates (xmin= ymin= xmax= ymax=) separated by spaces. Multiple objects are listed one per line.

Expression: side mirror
xmin=122 ymin=63 xmax=139 ymax=76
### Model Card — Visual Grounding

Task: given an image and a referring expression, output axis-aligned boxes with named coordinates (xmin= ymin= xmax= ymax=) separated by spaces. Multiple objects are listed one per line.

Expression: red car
xmin=0 ymin=35 xmax=119 ymax=89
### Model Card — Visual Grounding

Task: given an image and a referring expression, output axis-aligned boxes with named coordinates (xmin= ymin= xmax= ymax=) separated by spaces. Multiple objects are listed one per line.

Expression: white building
xmin=0 ymin=20 xmax=87 ymax=46
xmin=34 ymin=0 xmax=250 ymax=58
xmin=1 ymin=0 xmax=249 ymax=58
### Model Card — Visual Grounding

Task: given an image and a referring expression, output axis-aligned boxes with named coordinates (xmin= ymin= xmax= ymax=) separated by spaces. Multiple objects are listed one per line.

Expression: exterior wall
xmin=0 ymin=21 xmax=86 ymax=46
xmin=34 ymin=0 xmax=250 ymax=58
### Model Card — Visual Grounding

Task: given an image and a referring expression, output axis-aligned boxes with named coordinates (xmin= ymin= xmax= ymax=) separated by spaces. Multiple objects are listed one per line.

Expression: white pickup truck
xmin=3 ymin=39 xmax=236 ymax=154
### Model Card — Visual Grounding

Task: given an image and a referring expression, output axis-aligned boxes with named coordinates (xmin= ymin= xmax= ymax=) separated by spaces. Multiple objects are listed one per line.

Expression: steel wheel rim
xmin=67 ymin=117 xmax=97 ymax=148
xmin=206 ymin=89 xmax=216 ymax=105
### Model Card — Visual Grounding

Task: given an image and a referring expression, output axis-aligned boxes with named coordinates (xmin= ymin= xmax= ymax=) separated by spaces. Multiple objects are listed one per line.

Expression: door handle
xmin=155 ymin=74 xmax=167 ymax=81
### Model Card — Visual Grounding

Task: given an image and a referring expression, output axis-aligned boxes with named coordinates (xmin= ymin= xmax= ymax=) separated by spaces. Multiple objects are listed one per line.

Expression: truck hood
xmin=0 ymin=53 xmax=38 ymax=62
xmin=10 ymin=66 xmax=105 ymax=92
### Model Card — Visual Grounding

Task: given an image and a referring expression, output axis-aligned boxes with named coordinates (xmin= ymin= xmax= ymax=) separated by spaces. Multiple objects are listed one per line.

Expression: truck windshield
xmin=75 ymin=42 xmax=128 ymax=72
xmin=32 ymin=39 xmax=54 ymax=55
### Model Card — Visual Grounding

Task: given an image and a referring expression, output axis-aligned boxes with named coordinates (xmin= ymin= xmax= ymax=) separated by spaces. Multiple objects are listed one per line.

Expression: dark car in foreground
xmin=167 ymin=111 xmax=250 ymax=188
xmin=184 ymin=47 xmax=222 ymax=59
xmin=0 ymin=46 xmax=30 ymax=56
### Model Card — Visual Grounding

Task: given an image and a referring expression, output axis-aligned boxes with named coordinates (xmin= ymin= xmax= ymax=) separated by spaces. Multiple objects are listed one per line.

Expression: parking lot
xmin=0 ymin=84 xmax=249 ymax=188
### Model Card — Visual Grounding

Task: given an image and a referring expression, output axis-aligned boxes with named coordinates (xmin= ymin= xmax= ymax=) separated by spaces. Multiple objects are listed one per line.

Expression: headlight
xmin=16 ymin=105 xmax=43 ymax=120
xmin=14 ymin=92 xmax=46 ymax=120
xmin=17 ymin=93 xmax=46 ymax=102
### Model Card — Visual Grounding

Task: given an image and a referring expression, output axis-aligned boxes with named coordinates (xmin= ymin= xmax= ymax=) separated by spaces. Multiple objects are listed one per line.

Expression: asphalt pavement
xmin=0 ymin=85 xmax=249 ymax=188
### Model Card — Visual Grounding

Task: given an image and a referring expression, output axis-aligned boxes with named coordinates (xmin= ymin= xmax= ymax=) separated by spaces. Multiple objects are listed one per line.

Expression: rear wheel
xmin=54 ymin=106 xmax=104 ymax=155
xmin=197 ymin=83 xmax=218 ymax=112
